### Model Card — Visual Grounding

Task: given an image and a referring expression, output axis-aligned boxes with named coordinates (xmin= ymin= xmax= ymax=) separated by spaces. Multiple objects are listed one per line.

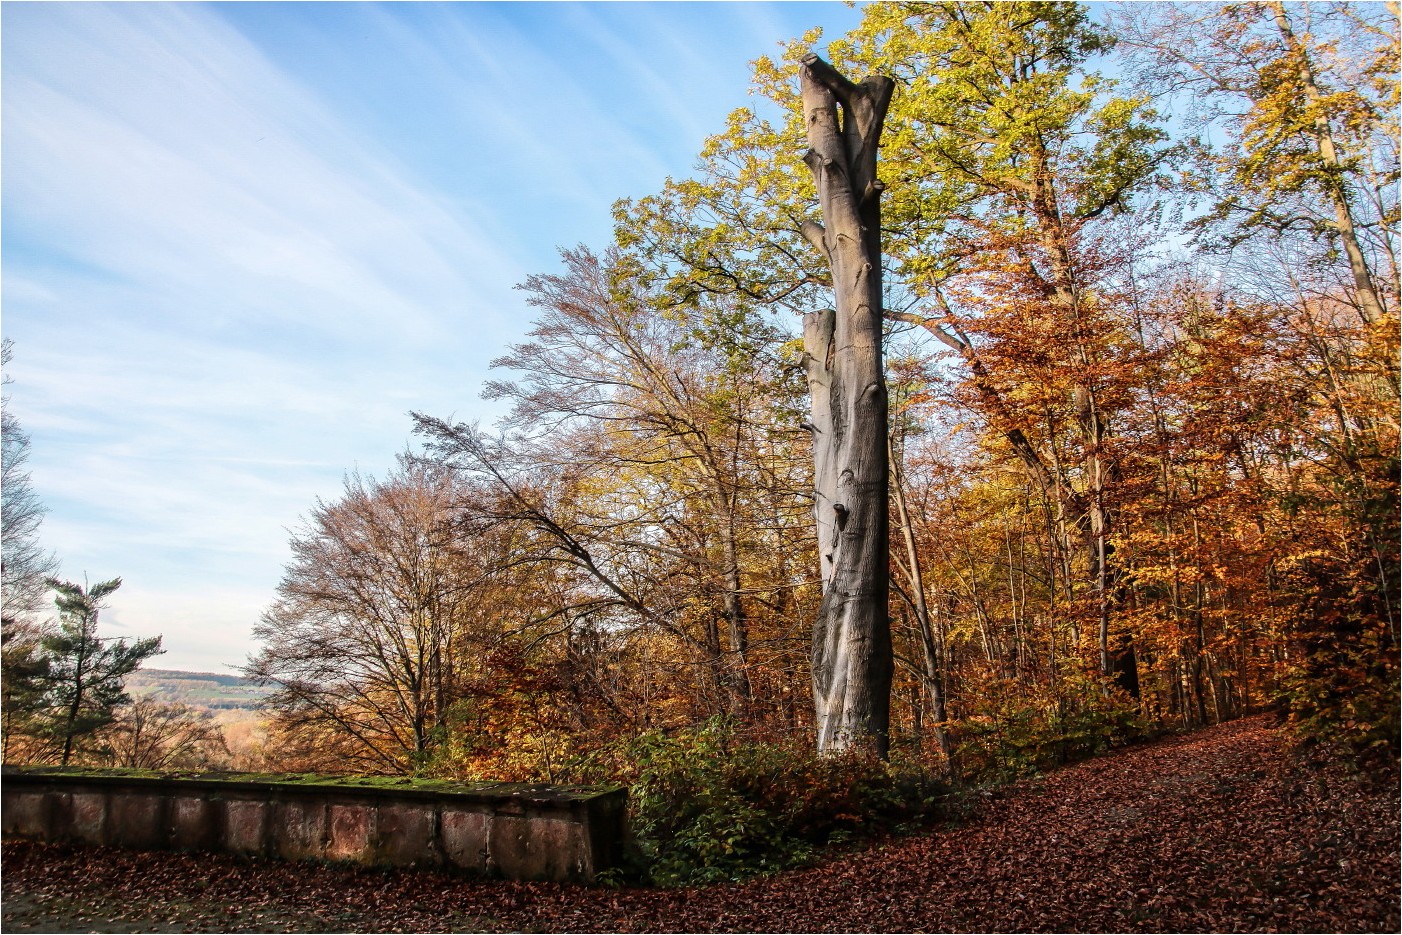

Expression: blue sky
xmin=2 ymin=1 xmax=865 ymax=673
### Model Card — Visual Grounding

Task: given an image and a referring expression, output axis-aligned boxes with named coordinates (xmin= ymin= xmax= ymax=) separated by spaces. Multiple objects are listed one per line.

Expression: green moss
xmin=5 ymin=765 xmax=619 ymax=800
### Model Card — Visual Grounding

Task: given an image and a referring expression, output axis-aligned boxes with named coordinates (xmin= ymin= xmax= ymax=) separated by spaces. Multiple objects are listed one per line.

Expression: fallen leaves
xmin=2 ymin=715 xmax=1397 ymax=933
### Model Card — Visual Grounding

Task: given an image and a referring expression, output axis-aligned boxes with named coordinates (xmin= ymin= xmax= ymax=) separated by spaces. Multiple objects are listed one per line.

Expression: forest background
xmin=2 ymin=0 xmax=1397 ymax=883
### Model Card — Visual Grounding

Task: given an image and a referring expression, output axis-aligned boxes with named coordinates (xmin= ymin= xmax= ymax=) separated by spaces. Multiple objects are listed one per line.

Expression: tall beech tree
xmin=832 ymin=1 xmax=1170 ymax=695
xmin=616 ymin=3 xmax=1170 ymax=699
xmin=797 ymin=54 xmax=896 ymax=754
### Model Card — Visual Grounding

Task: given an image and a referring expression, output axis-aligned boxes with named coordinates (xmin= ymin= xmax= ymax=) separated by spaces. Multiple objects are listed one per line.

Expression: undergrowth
xmin=561 ymin=689 xmax=1156 ymax=887
xmin=570 ymin=719 xmax=950 ymax=886
xmin=948 ymin=687 xmax=1149 ymax=782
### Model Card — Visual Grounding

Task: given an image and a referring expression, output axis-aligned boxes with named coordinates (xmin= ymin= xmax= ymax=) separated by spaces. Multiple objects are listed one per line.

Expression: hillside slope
xmin=125 ymin=668 xmax=270 ymax=711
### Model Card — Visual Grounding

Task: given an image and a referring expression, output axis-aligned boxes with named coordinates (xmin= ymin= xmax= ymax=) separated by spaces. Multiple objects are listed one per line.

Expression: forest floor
xmin=3 ymin=714 xmax=1398 ymax=934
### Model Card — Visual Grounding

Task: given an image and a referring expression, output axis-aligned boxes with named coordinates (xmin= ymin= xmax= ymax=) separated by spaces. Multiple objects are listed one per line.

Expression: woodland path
xmin=2 ymin=715 xmax=1398 ymax=933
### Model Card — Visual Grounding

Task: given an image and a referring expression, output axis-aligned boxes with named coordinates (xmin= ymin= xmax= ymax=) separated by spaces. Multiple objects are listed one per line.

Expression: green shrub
xmin=1279 ymin=625 xmax=1400 ymax=767
xmin=575 ymin=718 xmax=948 ymax=886
xmin=949 ymin=683 xmax=1145 ymax=782
xmin=1274 ymin=553 xmax=1400 ymax=768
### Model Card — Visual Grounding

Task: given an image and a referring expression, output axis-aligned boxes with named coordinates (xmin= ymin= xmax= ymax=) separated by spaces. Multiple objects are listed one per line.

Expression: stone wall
xmin=1 ymin=767 xmax=626 ymax=884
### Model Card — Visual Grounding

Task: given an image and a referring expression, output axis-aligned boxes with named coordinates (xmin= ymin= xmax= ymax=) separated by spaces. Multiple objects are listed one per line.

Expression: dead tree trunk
xmin=798 ymin=54 xmax=895 ymax=755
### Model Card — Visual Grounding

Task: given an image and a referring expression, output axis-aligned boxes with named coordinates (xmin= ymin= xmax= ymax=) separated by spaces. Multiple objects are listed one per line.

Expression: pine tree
xmin=40 ymin=577 xmax=162 ymax=765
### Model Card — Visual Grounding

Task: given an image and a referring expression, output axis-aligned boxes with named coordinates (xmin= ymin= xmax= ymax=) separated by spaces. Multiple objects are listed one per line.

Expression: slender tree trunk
xmin=1033 ymin=152 xmax=1139 ymax=698
xmin=1267 ymin=0 xmax=1387 ymax=325
xmin=799 ymin=54 xmax=895 ymax=755
xmin=60 ymin=615 xmax=91 ymax=767
xmin=715 ymin=504 xmax=753 ymax=707
xmin=890 ymin=433 xmax=950 ymax=761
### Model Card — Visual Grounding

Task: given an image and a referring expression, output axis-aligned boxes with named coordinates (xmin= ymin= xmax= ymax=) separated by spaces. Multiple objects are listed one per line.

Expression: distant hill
xmin=126 ymin=668 xmax=272 ymax=711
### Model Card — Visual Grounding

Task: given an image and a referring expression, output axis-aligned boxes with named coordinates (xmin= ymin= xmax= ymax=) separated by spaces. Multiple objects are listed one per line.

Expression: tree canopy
xmin=246 ymin=1 xmax=1398 ymax=788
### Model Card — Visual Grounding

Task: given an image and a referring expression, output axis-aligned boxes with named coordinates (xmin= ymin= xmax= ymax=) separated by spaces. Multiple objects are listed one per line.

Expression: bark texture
xmin=799 ymin=54 xmax=895 ymax=754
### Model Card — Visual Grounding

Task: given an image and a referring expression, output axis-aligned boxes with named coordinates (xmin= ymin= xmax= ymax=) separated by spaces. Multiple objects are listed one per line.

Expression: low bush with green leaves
xmin=573 ymin=719 xmax=949 ymax=886
xmin=948 ymin=682 xmax=1147 ymax=782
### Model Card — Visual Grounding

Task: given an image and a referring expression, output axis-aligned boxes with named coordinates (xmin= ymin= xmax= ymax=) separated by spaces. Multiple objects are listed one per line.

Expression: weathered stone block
xmin=376 ymin=804 xmax=437 ymax=866
xmin=2 ymin=768 xmax=627 ymax=884
xmin=170 ymin=796 xmax=217 ymax=851
xmin=223 ymin=799 xmax=267 ymax=855
xmin=110 ymin=793 xmax=166 ymax=849
xmin=273 ymin=799 xmax=327 ymax=860
xmin=1 ymin=791 xmax=50 ymax=838
xmin=440 ymin=808 xmax=489 ymax=873
xmin=326 ymin=804 xmax=374 ymax=862
xmin=490 ymin=814 xmax=585 ymax=882
xmin=68 ymin=792 xmax=108 ymax=845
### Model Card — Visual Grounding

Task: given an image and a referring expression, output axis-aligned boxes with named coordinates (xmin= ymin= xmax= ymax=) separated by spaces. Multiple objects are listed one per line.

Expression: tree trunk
xmin=715 ymin=499 xmax=753 ymax=708
xmin=60 ymin=615 xmax=91 ymax=767
xmin=1033 ymin=150 xmax=1139 ymax=699
xmin=799 ymin=54 xmax=895 ymax=755
xmin=1267 ymin=0 xmax=1387 ymax=326
xmin=890 ymin=432 xmax=950 ymax=761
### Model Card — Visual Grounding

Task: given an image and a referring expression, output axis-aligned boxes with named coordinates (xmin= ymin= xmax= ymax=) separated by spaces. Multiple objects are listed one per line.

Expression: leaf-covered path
xmin=3 ymin=715 xmax=1398 ymax=933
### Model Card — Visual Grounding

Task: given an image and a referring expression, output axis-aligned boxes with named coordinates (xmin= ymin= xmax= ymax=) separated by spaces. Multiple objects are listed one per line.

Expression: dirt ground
xmin=3 ymin=715 xmax=1399 ymax=933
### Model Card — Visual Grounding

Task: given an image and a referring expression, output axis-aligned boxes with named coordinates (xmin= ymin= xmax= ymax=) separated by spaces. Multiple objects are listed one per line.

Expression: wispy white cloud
xmin=3 ymin=20 xmax=521 ymax=343
xmin=2 ymin=1 xmax=866 ymax=673
xmin=323 ymin=2 xmax=681 ymax=237
xmin=3 ymin=2 xmax=525 ymax=670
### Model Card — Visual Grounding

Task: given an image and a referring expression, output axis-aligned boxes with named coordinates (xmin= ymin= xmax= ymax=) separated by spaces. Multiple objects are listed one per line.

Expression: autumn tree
xmin=843 ymin=2 xmax=1178 ymax=696
xmin=101 ymin=695 xmax=230 ymax=770
xmin=2 ymin=339 xmax=59 ymax=628
xmin=1114 ymin=0 xmax=1398 ymax=756
xmin=1115 ymin=1 xmax=1396 ymax=325
xmin=1 ymin=340 xmax=63 ymax=763
xmin=887 ymin=355 xmax=951 ymax=758
xmin=247 ymin=459 xmax=503 ymax=773
xmin=617 ymin=2 xmax=1171 ymax=714
xmin=415 ymin=247 xmax=816 ymax=734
